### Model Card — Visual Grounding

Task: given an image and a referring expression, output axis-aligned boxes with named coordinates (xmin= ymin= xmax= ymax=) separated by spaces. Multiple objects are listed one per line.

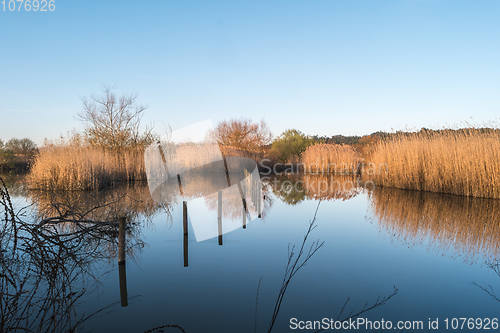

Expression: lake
xmin=2 ymin=172 xmax=500 ymax=332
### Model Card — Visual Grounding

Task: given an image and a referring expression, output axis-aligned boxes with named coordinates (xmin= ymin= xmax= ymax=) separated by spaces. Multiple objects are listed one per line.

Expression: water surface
xmin=2 ymin=173 xmax=500 ymax=332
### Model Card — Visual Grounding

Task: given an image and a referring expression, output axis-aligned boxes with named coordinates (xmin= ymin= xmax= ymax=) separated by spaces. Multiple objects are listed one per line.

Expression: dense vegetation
xmin=0 ymin=138 xmax=37 ymax=170
xmin=368 ymin=128 xmax=500 ymax=199
xmin=7 ymin=85 xmax=499 ymax=198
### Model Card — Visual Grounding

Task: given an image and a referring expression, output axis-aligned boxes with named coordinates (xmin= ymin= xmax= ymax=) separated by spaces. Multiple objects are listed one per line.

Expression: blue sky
xmin=1 ymin=0 xmax=499 ymax=144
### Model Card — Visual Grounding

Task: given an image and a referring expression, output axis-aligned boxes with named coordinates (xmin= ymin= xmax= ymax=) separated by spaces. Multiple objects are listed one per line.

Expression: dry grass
xmin=27 ymin=138 xmax=146 ymax=191
xmin=29 ymin=136 xmax=261 ymax=191
xmin=368 ymin=128 xmax=500 ymax=198
xmin=301 ymin=143 xmax=362 ymax=174
xmin=370 ymin=187 xmax=500 ymax=262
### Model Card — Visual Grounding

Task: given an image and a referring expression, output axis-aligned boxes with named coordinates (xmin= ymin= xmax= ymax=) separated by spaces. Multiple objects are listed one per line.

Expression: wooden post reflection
xmin=237 ymin=181 xmax=247 ymax=229
xmin=177 ymin=174 xmax=184 ymax=195
xmin=218 ymin=190 xmax=223 ymax=245
xmin=118 ymin=216 xmax=128 ymax=307
xmin=257 ymin=179 xmax=261 ymax=218
xmin=183 ymin=201 xmax=188 ymax=267
xmin=243 ymin=204 xmax=246 ymax=229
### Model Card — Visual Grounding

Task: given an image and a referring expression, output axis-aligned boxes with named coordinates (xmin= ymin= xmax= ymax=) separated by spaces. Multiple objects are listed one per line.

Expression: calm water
xmin=2 ymin=172 xmax=500 ymax=332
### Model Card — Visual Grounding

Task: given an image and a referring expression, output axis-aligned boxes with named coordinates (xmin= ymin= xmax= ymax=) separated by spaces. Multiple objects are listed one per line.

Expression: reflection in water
xmin=0 ymin=178 xmax=176 ymax=332
xmin=28 ymin=183 xmax=172 ymax=262
xmin=147 ymin=153 xmax=267 ymax=242
xmin=2 ymin=172 xmax=401 ymax=332
xmin=0 ymin=171 xmax=28 ymax=197
xmin=370 ymin=187 xmax=500 ymax=262
xmin=265 ymin=174 xmax=368 ymax=204
xmin=30 ymin=182 xmax=170 ymax=225
xmin=1 ymin=179 xmax=133 ymax=332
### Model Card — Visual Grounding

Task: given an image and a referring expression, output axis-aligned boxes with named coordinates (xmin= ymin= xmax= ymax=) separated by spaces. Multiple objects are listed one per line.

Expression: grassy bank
xmin=28 ymin=140 xmax=145 ymax=191
xmin=368 ymin=128 xmax=500 ymax=199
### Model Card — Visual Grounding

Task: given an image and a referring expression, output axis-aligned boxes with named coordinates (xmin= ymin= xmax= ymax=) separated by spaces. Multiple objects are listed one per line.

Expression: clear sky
xmin=1 ymin=0 xmax=499 ymax=144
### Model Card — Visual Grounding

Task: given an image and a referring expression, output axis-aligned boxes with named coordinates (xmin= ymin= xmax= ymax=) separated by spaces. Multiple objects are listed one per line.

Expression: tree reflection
xmin=0 ymin=178 xmax=168 ymax=332
xmin=265 ymin=174 xmax=366 ymax=205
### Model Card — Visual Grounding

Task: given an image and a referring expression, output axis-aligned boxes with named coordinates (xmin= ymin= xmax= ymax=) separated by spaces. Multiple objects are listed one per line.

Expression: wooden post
xmin=218 ymin=190 xmax=223 ymax=246
xmin=183 ymin=201 xmax=188 ymax=267
xmin=118 ymin=216 xmax=128 ymax=307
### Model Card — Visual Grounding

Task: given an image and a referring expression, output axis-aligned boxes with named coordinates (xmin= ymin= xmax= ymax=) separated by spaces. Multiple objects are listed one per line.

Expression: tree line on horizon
xmin=5 ymin=85 xmax=500 ymax=183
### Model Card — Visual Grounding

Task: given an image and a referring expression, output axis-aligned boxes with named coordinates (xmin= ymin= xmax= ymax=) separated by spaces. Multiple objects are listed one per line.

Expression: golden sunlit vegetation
xmin=27 ymin=136 xmax=146 ymax=190
xmin=28 ymin=86 xmax=155 ymax=190
xmin=368 ymin=128 xmax=500 ymax=199
xmin=301 ymin=143 xmax=362 ymax=174
xmin=370 ymin=187 xmax=500 ymax=262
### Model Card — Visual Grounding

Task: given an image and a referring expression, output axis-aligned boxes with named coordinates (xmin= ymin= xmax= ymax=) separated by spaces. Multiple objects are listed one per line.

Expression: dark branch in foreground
xmin=313 ymin=286 xmax=399 ymax=333
xmin=267 ymin=200 xmax=324 ymax=333
xmin=472 ymin=260 xmax=500 ymax=303
xmin=0 ymin=177 xmax=144 ymax=332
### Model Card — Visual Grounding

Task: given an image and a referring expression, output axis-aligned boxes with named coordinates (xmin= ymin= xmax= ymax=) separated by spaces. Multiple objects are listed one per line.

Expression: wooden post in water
xmin=183 ymin=201 xmax=188 ymax=267
xmin=118 ymin=216 xmax=128 ymax=307
xmin=218 ymin=190 xmax=223 ymax=245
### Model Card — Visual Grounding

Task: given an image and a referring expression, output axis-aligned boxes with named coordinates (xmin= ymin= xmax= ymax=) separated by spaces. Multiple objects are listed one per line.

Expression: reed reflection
xmin=369 ymin=187 xmax=500 ymax=262
xmin=149 ymin=155 xmax=268 ymax=244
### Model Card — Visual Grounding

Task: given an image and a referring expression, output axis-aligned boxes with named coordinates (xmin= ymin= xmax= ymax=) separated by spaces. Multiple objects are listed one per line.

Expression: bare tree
xmin=206 ymin=118 xmax=272 ymax=153
xmin=78 ymin=85 xmax=154 ymax=150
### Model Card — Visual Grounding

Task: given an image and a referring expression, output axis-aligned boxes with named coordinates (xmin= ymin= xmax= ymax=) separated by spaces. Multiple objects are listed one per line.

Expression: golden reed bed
xmin=301 ymin=143 xmax=362 ymax=174
xmin=368 ymin=129 xmax=500 ymax=199
xmin=28 ymin=140 xmax=256 ymax=191
xmin=28 ymin=144 xmax=146 ymax=190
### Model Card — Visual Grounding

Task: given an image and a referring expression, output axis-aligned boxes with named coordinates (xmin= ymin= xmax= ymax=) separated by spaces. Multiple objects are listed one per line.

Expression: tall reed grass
xmin=301 ymin=143 xmax=361 ymax=174
xmin=28 ymin=138 xmax=146 ymax=190
xmin=368 ymin=128 xmax=500 ymax=198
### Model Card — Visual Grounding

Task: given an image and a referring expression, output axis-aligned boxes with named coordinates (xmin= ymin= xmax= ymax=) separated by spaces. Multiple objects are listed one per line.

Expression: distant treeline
xmin=311 ymin=131 xmax=390 ymax=145
xmin=0 ymin=138 xmax=38 ymax=170
xmin=312 ymin=127 xmax=500 ymax=145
